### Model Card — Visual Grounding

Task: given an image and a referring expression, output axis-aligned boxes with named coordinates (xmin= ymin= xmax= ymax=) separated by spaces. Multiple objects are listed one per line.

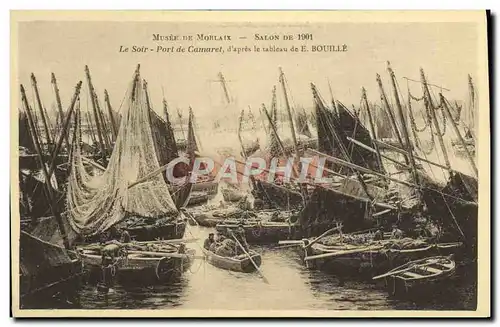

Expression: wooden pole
xmin=85 ymin=111 xmax=97 ymax=145
xmin=303 ymin=225 xmax=343 ymax=250
xmin=85 ymin=65 xmax=107 ymax=162
xmin=440 ymin=94 xmax=478 ymax=177
xmin=361 ymin=87 xmax=385 ymax=173
xmin=104 ymin=89 xmax=118 ymax=140
xmin=279 ymin=68 xmax=300 ymax=159
xmin=420 ymin=68 xmax=451 ymax=171
xmin=346 ymin=137 xmax=410 ymax=169
xmin=228 ymin=230 xmax=269 ymax=284
xmin=51 ymin=73 xmax=70 ymax=148
xmin=387 ymin=62 xmax=420 ymax=186
xmin=376 ymin=73 xmax=409 ymax=165
xmin=31 ymin=73 xmax=52 ymax=146
xmin=311 ymin=83 xmax=374 ymax=201
xmin=96 ymin=97 xmax=112 ymax=151
xmin=47 ymin=81 xmax=82 ymax=179
xmin=218 ymin=72 xmax=231 ymax=105
xmin=20 ymin=84 xmax=70 ymax=249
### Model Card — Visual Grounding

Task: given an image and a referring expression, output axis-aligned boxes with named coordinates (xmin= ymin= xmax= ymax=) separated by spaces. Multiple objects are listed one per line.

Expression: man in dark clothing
xmin=230 ymin=225 xmax=250 ymax=254
xmin=120 ymin=229 xmax=131 ymax=243
xmin=204 ymin=233 xmax=215 ymax=250
xmin=373 ymin=228 xmax=384 ymax=241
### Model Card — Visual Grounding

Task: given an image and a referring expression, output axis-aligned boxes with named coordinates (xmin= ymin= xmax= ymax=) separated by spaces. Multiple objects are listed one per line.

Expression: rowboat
xmin=300 ymin=232 xmax=462 ymax=277
xmin=373 ymin=256 xmax=456 ymax=296
xmin=202 ymin=248 xmax=262 ymax=273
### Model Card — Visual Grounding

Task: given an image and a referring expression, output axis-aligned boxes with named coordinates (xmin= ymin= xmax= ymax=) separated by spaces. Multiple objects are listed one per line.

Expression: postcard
xmin=11 ymin=10 xmax=490 ymax=318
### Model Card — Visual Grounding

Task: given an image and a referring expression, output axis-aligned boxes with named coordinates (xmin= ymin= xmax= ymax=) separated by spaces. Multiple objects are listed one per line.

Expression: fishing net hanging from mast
xmin=66 ymin=68 xmax=178 ymax=236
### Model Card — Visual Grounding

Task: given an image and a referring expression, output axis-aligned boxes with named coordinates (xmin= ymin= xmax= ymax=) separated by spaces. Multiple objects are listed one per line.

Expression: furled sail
xmin=66 ymin=68 xmax=178 ymax=236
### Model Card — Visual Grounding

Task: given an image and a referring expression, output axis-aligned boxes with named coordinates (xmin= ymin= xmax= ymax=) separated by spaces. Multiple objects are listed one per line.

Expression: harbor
xmin=17 ymin=61 xmax=479 ymax=311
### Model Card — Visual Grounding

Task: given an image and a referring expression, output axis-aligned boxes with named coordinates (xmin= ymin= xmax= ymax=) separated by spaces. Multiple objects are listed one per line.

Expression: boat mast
xmin=95 ymin=95 xmax=112 ymax=151
xmin=361 ymin=87 xmax=385 ymax=174
xmin=218 ymin=72 xmax=231 ymax=105
xmin=311 ymin=83 xmax=373 ymax=201
xmin=84 ymin=65 xmax=107 ymax=162
xmin=376 ymin=73 xmax=409 ymax=165
xmin=177 ymin=108 xmax=186 ymax=140
xmin=20 ymin=84 xmax=70 ymax=249
xmin=31 ymin=73 xmax=53 ymax=147
xmin=47 ymin=81 xmax=83 ymax=179
xmin=468 ymin=74 xmax=476 ymax=140
xmin=51 ymin=73 xmax=70 ymax=148
xmin=162 ymin=97 xmax=179 ymax=156
xmin=86 ymin=111 xmax=97 ymax=145
xmin=327 ymin=78 xmax=337 ymax=115
xmin=279 ymin=68 xmax=300 ymax=158
xmin=440 ymin=93 xmax=478 ymax=177
xmin=143 ymin=79 xmax=152 ymax=112
xmin=104 ymin=89 xmax=118 ymax=140
xmin=420 ymin=68 xmax=451 ymax=171
xmin=387 ymin=62 xmax=420 ymax=185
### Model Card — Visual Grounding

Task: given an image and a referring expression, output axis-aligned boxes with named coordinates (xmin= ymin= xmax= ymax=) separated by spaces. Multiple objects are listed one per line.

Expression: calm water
xmin=77 ymin=226 xmax=477 ymax=311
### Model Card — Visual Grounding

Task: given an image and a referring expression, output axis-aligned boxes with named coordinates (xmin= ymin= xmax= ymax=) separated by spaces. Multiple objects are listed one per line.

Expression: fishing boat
xmin=20 ymin=231 xmax=85 ymax=309
xmin=64 ymin=66 xmax=189 ymax=245
xmin=118 ymin=218 xmax=187 ymax=241
xmin=299 ymin=231 xmax=462 ymax=277
xmin=216 ymin=219 xmax=299 ymax=244
xmin=202 ymin=248 xmax=262 ymax=273
xmin=78 ymin=240 xmax=197 ymax=284
xmin=186 ymin=204 xmax=250 ymax=227
xmin=373 ymin=255 xmax=456 ymax=296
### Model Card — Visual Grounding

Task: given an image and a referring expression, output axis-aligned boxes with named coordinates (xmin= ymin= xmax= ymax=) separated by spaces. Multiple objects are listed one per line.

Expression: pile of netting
xmin=66 ymin=70 xmax=178 ymax=237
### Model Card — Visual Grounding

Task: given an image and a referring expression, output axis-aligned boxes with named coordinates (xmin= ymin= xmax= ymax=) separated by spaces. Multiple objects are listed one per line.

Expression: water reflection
xmin=78 ymin=226 xmax=476 ymax=311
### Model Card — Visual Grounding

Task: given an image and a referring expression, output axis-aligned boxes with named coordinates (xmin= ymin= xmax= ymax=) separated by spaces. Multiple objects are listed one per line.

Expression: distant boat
xmin=202 ymin=247 xmax=262 ymax=273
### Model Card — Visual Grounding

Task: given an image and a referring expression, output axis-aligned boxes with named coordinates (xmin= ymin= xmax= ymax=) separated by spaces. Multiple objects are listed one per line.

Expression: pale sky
xmin=17 ymin=21 xmax=479 ymax=120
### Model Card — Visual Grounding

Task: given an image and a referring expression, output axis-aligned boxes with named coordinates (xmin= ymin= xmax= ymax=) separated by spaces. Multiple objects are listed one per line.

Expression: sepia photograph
xmin=10 ymin=10 xmax=490 ymax=318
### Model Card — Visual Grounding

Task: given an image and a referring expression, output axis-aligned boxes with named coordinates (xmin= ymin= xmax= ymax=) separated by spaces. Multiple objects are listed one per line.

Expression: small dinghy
xmin=202 ymin=248 xmax=262 ymax=273
xmin=373 ymin=255 xmax=456 ymax=295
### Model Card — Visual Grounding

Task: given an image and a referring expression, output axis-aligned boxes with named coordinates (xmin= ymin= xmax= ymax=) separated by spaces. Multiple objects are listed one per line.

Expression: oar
xmin=304 ymin=245 xmax=384 ymax=261
xmin=303 ymin=225 xmax=343 ymax=250
xmin=277 ymin=240 xmax=305 ymax=245
xmin=229 ymin=231 xmax=269 ymax=284
xmin=127 ymin=250 xmax=204 ymax=259
xmin=133 ymin=238 xmax=198 ymax=245
xmin=181 ymin=209 xmax=199 ymax=226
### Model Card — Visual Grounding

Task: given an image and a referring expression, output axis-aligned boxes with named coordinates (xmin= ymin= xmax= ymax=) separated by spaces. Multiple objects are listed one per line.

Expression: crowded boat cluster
xmin=17 ymin=62 xmax=477 ymax=309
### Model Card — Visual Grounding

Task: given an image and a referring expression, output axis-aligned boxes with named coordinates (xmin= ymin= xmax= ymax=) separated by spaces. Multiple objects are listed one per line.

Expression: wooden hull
xmin=302 ymin=238 xmax=461 ymax=278
xmin=216 ymin=221 xmax=300 ymax=244
xmin=188 ymin=206 xmax=248 ymax=227
xmin=20 ymin=232 xmax=85 ymax=309
xmin=125 ymin=220 xmax=186 ymax=242
xmin=81 ymin=248 xmax=196 ymax=284
xmin=252 ymin=180 xmax=304 ymax=210
xmin=189 ymin=213 xmax=226 ymax=227
xmin=187 ymin=180 xmax=218 ymax=206
xmin=383 ymin=256 xmax=456 ymax=297
xmin=202 ymin=248 xmax=262 ymax=273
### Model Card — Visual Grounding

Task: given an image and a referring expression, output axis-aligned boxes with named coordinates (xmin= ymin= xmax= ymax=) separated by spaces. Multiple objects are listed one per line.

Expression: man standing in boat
xmin=229 ymin=224 xmax=250 ymax=254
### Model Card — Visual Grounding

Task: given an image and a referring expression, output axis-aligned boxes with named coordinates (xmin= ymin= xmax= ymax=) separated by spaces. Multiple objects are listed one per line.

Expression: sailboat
xmin=65 ymin=65 xmax=187 ymax=243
